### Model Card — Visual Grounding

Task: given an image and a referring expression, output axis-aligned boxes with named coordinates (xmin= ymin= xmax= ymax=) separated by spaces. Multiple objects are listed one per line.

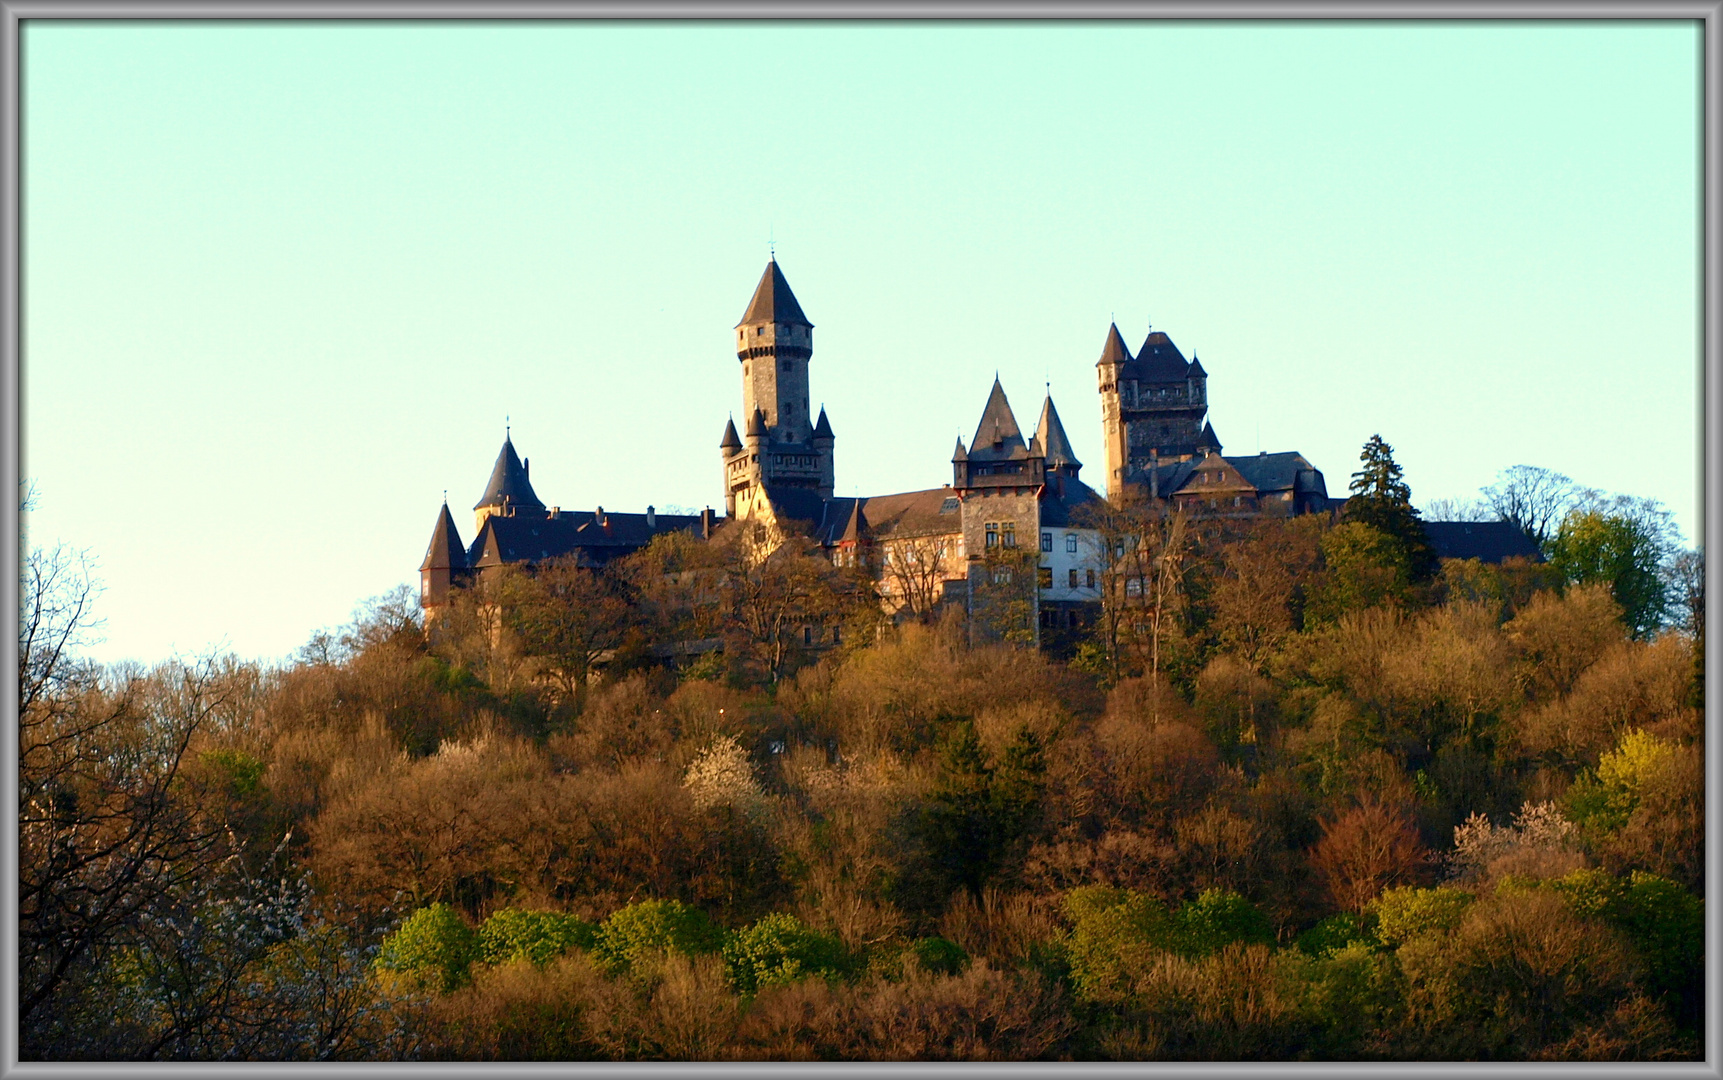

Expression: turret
xmin=735 ymin=258 xmax=815 ymax=442
xmin=419 ymin=500 xmax=466 ymax=612
xmin=812 ymin=406 xmax=836 ymax=499
xmin=473 ymin=433 xmax=546 ymax=533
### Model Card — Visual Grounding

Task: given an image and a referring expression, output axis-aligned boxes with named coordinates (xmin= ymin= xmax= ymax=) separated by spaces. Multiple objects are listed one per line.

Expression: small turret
xmin=720 ymin=417 xmax=742 ymax=452
xmin=419 ymin=501 xmax=467 ymax=612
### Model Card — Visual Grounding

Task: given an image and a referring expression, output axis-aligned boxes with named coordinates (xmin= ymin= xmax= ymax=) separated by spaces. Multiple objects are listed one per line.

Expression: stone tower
xmin=1095 ymin=322 xmax=1212 ymax=500
xmin=722 ymin=259 xmax=835 ymax=518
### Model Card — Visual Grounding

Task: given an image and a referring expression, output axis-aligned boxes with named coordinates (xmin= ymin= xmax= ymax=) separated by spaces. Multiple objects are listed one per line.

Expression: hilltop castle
xmin=420 ymin=258 xmax=1336 ymax=641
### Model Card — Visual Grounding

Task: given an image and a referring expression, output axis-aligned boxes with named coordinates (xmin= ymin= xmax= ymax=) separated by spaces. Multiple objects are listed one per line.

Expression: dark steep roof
xmin=720 ymin=417 xmax=742 ymax=450
xmin=1132 ymin=330 xmax=1192 ymax=381
xmin=1225 ymin=451 xmax=1327 ymax=495
xmin=465 ymin=507 xmax=711 ymax=568
xmin=1188 ymin=354 xmax=1207 ymax=378
xmin=813 ymin=406 xmax=834 ymax=439
xmin=1096 ymin=322 xmax=1133 ymax=367
xmin=969 ymin=378 xmax=1028 ymax=461
xmin=474 ymin=437 xmax=546 ymax=512
xmin=1198 ymin=420 xmax=1222 ymax=450
xmin=736 ymin=258 xmax=812 ymax=328
xmin=1036 ymin=396 xmax=1081 ymax=470
xmin=421 ymin=502 xmax=466 ymax=571
xmin=1039 ymin=475 xmax=1104 ymax=527
xmin=1423 ymin=521 xmax=1544 ymax=565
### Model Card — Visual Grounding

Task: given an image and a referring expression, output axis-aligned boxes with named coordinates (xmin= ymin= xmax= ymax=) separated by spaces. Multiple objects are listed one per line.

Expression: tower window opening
xmin=985 ymin=522 xmax=999 ymax=549
xmin=1002 ymin=522 xmax=1016 ymax=548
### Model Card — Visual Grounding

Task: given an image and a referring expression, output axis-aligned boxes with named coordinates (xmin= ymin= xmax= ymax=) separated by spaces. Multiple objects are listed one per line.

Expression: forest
xmin=18 ymin=442 xmax=1705 ymax=1061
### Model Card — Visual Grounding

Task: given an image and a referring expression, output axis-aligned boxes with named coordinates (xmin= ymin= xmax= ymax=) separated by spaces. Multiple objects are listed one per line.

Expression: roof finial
xmin=505 ymin=415 xmax=510 ymax=440
xmin=769 ymin=223 xmax=775 ymax=260
xmin=443 ymin=489 xmax=448 ymax=505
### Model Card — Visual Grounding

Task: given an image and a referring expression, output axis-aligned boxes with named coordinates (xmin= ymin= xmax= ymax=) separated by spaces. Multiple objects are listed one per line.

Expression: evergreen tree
xmin=1344 ymin=434 xmax=1438 ymax=579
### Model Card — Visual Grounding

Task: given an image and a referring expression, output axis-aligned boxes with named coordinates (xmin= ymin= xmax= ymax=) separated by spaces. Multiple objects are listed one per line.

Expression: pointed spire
xmin=745 ymin=406 xmax=767 ymax=437
xmin=1188 ymin=353 xmax=1207 ymax=378
xmin=813 ymin=405 xmax=834 ymax=440
xmin=736 ymin=258 xmax=812 ymax=328
xmin=720 ymin=416 xmax=742 ymax=450
xmin=474 ymin=435 xmax=545 ymax=512
xmin=970 ymin=377 xmax=1024 ymax=455
xmin=1096 ymin=321 xmax=1132 ymax=367
xmin=952 ymin=436 xmax=968 ymax=462
xmin=1199 ymin=420 xmax=1222 ymax=451
xmin=1036 ymin=395 xmax=1083 ymax=470
xmin=421 ymin=502 xmax=467 ymax=571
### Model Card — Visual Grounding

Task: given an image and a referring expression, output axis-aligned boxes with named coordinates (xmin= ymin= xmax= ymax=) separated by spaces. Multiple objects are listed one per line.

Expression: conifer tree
xmin=1344 ymin=434 xmax=1438 ymax=579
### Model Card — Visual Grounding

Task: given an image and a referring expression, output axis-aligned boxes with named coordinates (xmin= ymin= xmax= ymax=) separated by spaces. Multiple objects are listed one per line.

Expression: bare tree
xmin=879 ymin=533 xmax=956 ymax=624
xmin=1077 ymin=494 xmax=1193 ymax=693
xmin=1481 ymin=465 xmax=1580 ymax=550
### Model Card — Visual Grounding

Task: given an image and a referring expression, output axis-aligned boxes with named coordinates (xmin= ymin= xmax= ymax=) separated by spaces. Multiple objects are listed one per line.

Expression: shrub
xmin=375 ymin=902 xmax=481 ymax=992
xmin=908 ymin=936 xmax=970 ymax=977
xmin=1369 ymin=886 xmax=1473 ymax=948
xmin=1172 ymin=889 xmax=1275 ymax=957
xmin=478 ymin=908 xmax=597 ymax=968
xmin=1294 ymin=912 xmax=1378 ymax=957
xmin=591 ymin=899 xmax=724 ymax=977
xmin=721 ymin=913 xmax=852 ymax=994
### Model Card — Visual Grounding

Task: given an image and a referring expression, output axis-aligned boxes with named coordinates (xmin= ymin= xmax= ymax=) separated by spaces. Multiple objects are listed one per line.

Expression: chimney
xmin=646 ymin=505 xmax=656 ymax=527
xmin=1149 ymin=448 xmax=1159 ymax=499
xmin=595 ymin=506 xmax=606 ymax=528
xmin=549 ymin=506 xmax=560 ymax=519
xmin=701 ymin=507 xmax=714 ymax=539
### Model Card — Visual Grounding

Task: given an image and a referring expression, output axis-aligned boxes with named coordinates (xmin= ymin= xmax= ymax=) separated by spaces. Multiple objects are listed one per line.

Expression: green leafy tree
xmin=903 ymin=723 xmax=1049 ymax=910
xmin=1548 ymin=505 xmax=1674 ymax=639
xmin=1171 ymin=889 xmax=1275 ymax=957
xmin=477 ymin=908 xmax=596 ymax=968
xmin=720 ymin=913 xmax=852 ymax=994
xmin=589 ymin=899 xmax=724 ymax=977
xmin=1343 ymin=434 xmax=1437 ymax=580
xmin=376 ymin=902 xmax=481 ymax=992
xmin=1368 ymin=886 xmax=1474 ymax=947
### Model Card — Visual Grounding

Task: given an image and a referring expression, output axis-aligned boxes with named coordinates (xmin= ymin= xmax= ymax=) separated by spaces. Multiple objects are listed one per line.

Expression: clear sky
xmin=22 ymin=20 xmax=1701 ymax=667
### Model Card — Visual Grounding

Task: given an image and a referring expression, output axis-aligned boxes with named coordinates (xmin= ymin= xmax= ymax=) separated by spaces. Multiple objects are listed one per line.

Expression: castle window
xmin=985 ymin=522 xmax=998 ymax=549
xmin=1069 ymin=568 xmax=1079 ymax=588
xmin=1001 ymin=522 xmax=1016 ymax=548
xmin=1040 ymin=532 xmax=1052 ymax=552
xmin=804 ymin=626 xmax=813 ymax=645
xmin=1066 ymin=534 xmax=1078 ymax=553
xmin=1087 ymin=569 xmax=1096 ymax=588
xmin=992 ymin=566 xmax=1012 ymax=584
xmin=1038 ymin=567 xmax=1053 ymax=589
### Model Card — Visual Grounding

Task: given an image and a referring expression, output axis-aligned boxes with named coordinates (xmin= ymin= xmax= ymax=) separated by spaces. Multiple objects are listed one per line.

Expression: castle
xmin=420 ymin=258 xmax=1336 ymax=642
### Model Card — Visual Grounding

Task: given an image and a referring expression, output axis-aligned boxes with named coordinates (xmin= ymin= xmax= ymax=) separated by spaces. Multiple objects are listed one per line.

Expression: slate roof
xmin=1032 ymin=394 xmax=1082 ymax=467
xmin=1132 ymin=330 xmax=1193 ymax=381
xmin=1039 ymin=475 xmax=1105 ymax=527
xmin=1198 ymin=420 xmax=1222 ymax=450
xmin=813 ymin=406 xmax=834 ymax=439
xmin=1188 ymin=354 xmax=1207 ymax=378
xmin=421 ymin=502 xmax=467 ymax=571
xmin=762 ymin=484 xmax=830 ymax=530
xmin=474 ymin=437 xmax=546 ymax=513
xmin=1224 ymin=451 xmax=1327 ymax=495
xmin=720 ymin=417 xmax=742 ymax=450
xmin=806 ymin=488 xmax=959 ymax=546
xmin=1423 ymin=521 xmax=1544 ymax=565
xmin=736 ymin=258 xmax=812 ymax=327
xmin=465 ymin=508 xmax=710 ymax=568
xmin=1096 ymin=322 xmax=1133 ymax=367
xmin=968 ymin=378 xmax=1029 ymax=462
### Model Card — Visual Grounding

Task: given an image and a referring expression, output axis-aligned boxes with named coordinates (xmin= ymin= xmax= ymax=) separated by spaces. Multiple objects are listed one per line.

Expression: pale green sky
xmin=22 ymin=20 xmax=1701 ymax=665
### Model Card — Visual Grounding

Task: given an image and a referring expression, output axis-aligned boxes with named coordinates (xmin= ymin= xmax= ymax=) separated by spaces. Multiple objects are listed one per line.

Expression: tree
xmin=1547 ymin=505 xmax=1674 ymax=640
xmin=879 ymin=533 xmax=957 ymax=624
xmin=1076 ymin=494 xmax=1194 ymax=690
xmin=1343 ymin=434 xmax=1436 ymax=579
xmin=1481 ymin=464 xmax=1581 ymax=552
xmin=721 ymin=519 xmax=868 ymax=682
xmin=1310 ymin=796 xmax=1429 ymax=912
xmin=499 ymin=557 xmax=633 ymax=709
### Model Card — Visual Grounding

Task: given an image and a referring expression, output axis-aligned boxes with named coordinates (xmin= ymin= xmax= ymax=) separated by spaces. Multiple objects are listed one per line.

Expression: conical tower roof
xmin=720 ymin=417 xmax=742 ymax=450
xmin=474 ymin=436 xmax=546 ymax=512
xmin=970 ymin=377 xmax=1025 ymax=456
xmin=1036 ymin=395 xmax=1082 ymax=470
xmin=952 ymin=436 xmax=968 ymax=462
xmin=736 ymin=258 xmax=812 ymax=328
xmin=1188 ymin=353 xmax=1207 ymax=378
xmin=1198 ymin=420 xmax=1222 ymax=450
xmin=1096 ymin=322 xmax=1132 ymax=367
xmin=421 ymin=501 xmax=467 ymax=571
xmin=840 ymin=499 xmax=868 ymax=544
xmin=813 ymin=406 xmax=834 ymax=439
xmin=746 ymin=406 xmax=767 ymax=437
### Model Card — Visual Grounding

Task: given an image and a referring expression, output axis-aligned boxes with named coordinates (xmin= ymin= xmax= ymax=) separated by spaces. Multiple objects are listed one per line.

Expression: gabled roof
xmin=1037 ymin=395 xmax=1082 ymax=470
xmin=1423 ymin=521 xmax=1544 ymax=565
xmin=474 ymin=437 xmax=546 ymax=512
xmin=421 ymin=502 xmax=466 ymax=571
xmin=969 ymin=378 xmax=1027 ymax=461
xmin=813 ymin=406 xmax=834 ymax=439
xmin=720 ymin=417 xmax=742 ymax=450
xmin=736 ymin=258 xmax=812 ymax=328
xmin=840 ymin=499 xmax=868 ymax=544
xmin=1096 ymin=322 xmax=1133 ymax=368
